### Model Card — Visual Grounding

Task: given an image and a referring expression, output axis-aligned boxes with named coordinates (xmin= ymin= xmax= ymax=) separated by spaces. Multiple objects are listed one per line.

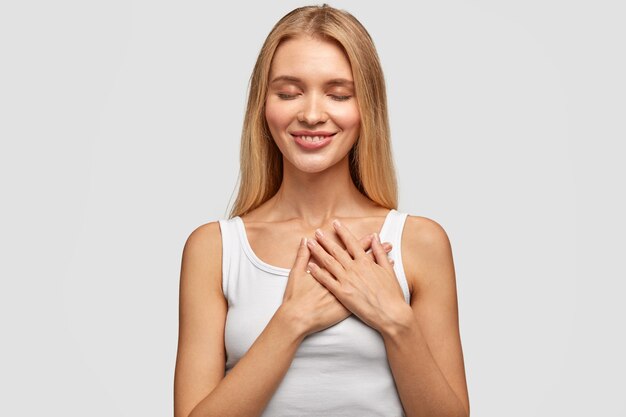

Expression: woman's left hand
xmin=306 ymin=219 xmax=409 ymax=334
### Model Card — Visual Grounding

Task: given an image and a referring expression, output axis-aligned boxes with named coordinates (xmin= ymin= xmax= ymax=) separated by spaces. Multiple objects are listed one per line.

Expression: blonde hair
xmin=228 ymin=4 xmax=398 ymax=218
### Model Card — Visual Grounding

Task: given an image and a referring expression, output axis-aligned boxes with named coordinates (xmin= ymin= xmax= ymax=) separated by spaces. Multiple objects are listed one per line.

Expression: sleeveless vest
xmin=217 ymin=209 xmax=411 ymax=416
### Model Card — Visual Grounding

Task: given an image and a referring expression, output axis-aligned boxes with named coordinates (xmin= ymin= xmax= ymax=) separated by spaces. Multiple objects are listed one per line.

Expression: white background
xmin=1 ymin=0 xmax=624 ymax=415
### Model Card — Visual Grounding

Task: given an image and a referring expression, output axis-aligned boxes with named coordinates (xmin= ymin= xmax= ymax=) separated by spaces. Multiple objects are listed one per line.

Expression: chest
xmin=243 ymin=220 xmax=383 ymax=271
xmin=223 ymin=267 xmax=390 ymax=373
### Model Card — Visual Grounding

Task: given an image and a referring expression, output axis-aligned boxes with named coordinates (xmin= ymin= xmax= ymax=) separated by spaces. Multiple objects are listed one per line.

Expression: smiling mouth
xmin=293 ymin=134 xmax=334 ymax=142
xmin=291 ymin=133 xmax=336 ymax=149
xmin=290 ymin=132 xmax=337 ymax=142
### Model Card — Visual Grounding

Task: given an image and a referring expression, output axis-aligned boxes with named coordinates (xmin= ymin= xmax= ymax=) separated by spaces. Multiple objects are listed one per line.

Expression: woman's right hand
xmin=281 ymin=234 xmax=393 ymax=338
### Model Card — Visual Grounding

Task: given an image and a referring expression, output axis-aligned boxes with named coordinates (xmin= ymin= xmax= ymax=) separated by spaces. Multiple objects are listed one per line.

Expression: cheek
xmin=264 ymin=101 xmax=281 ymax=129
xmin=333 ymin=103 xmax=361 ymax=131
xmin=265 ymin=99 xmax=296 ymax=139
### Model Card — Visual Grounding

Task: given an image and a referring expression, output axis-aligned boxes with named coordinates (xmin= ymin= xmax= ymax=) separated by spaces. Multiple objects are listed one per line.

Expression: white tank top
xmin=217 ymin=209 xmax=411 ymax=416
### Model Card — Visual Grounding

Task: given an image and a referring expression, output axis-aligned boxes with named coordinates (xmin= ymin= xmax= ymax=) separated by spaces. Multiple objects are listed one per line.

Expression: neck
xmin=264 ymin=154 xmax=376 ymax=227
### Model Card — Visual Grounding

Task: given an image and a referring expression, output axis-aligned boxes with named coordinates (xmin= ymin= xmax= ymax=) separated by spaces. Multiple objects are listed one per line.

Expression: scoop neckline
xmin=234 ymin=209 xmax=396 ymax=276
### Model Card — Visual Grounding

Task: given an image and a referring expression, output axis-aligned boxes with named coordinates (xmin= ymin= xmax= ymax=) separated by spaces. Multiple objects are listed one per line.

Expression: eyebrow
xmin=269 ymin=75 xmax=354 ymax=87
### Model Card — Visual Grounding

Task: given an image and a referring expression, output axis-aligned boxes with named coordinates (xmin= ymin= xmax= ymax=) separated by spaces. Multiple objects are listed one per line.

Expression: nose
xmin=297 ymin=93 xmax=328 ymax=125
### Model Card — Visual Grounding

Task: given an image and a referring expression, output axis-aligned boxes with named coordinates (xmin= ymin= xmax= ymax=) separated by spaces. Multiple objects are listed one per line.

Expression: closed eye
xmin=276 ymin=93 xmax=352 ymax=101
xmin=331 ymin=95 xmax=352 ymax=101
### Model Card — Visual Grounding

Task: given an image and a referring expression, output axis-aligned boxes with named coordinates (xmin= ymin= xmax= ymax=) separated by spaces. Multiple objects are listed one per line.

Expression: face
xmin=265 ymin=35 xmax=360 ymax=173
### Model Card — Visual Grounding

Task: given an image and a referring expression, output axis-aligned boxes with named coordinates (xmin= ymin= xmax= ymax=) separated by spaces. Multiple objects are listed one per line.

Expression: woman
xmin=174 ymin=4 xmax=469 ymax=417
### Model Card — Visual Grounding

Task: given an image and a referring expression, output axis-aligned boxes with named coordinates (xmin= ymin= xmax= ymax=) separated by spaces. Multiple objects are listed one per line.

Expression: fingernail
xmin=315 ymin=228 xmax=324 ymax=238
xmin=332 ymin=219 xmax=341 ymax=229
xmin=302 ymin=237 xmax=307 ymax=247
xmin=307 ymin=262 xmax=316 ymax=270
xmin=374 ymin=232 xmax=380 ymax=243
xmin=307 ymin=239 xmax=316 ymax=248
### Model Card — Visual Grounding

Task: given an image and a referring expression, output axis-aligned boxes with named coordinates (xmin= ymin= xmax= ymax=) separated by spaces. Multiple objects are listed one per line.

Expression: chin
xmin=294 ymin=155 xmax=348 ymax=174
xmin=296 ymin=162 xmax=330 ymax=174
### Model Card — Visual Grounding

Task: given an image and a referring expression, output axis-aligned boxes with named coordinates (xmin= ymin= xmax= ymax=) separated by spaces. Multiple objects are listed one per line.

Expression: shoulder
xmin=184 ymin=221 xmax=222 ymax=257
xmin=180 ymin=221 xmax=223 ymax=292
xmin=403 ymin=215 xmax=452 ymax=253
xmin=402 ymin=215 xmax=454 ymax=294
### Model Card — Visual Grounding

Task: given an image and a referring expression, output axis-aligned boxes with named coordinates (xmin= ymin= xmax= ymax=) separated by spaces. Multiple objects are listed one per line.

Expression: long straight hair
xmin=228 ymin=4 xmax=398 ymax=218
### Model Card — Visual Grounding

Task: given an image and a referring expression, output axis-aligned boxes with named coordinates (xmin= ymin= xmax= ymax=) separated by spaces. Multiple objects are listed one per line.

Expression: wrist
xmin=276 ymin=302 xmax=309 ymax=341
xmin=379 ymin=304 xmax=416 ymax=340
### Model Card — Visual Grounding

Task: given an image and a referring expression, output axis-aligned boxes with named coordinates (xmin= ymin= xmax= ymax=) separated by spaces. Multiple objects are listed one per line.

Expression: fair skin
xmin=174 ymin=35 xmax=469 ymax=417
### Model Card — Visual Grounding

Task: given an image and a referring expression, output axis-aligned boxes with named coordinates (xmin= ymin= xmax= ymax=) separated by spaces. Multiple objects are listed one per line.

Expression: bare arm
xmin=189 ymin=305 xmax=305 ymax=417
xmin=381 ymin=216 xmax=470 ymax=417
xmin=174 ymin=223 xmax=396 ymax=417
xmin=173 ymin=222 xmax=307 ymax=417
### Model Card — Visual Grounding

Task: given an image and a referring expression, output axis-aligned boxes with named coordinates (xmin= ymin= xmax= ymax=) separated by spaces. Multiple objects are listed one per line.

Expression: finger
xmin=361 ymin=239 xmax=392 ymax=266
xmin=293 ymin=237 xmax=312 ymax=273
xmin=331 ymin=219 xmax=367 ymax=260
xmin=314 ymin=228 xmax=353 ymax=268
xmin=360 ymin=233 xmax=392 ymax=253
xmin=364 ymin=236 xmax=392 ymax=255
xmin=306 ymin=237 xmax=345 ymax=279
xmin=307 ymin=261 xmax=342 ymax=296
xmin=284 ymin=238 xmax=312 ymax=302
xmin=358 ymin=234 xmax=374 ymax=256
xmin=358 ymin=234 xmax=385 ymax=251
xmin=371 ymin=232 xmax=394 ymax=273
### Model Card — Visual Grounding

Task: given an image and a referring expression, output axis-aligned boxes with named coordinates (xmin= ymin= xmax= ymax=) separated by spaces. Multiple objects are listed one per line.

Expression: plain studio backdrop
xmin=1 ymin=0 xmax=624 ymax=415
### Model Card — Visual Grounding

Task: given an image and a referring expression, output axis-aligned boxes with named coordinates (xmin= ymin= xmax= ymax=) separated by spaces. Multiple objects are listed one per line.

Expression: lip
xmin=290 ymin=132 xmax=337 ymax=150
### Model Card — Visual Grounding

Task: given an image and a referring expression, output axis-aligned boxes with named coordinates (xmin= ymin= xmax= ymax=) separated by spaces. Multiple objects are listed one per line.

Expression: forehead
xmin=269 ymin=36 xmax=353 ymax=83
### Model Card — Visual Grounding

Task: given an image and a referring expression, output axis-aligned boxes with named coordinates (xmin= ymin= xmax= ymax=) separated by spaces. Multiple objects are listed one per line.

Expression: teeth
xmin=300 ymin=136 xmax=325 ymax=142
